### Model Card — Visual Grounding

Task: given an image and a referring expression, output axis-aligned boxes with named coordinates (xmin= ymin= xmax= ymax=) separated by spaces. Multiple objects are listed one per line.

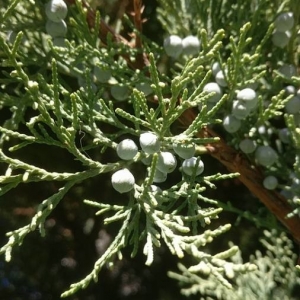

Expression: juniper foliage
xmin=0 ymin=0 xmax=300 ymax=298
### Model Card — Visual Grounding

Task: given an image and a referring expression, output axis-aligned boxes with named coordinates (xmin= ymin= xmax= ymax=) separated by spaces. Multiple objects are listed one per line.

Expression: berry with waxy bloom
xmin=139 ymin=132 xmax=160 ymax=154
xmin=46 ymin=19 xmax=67 ymax=38
xmin=232 ymin=100 xmax=251 ymax=119
xmin=116 ymin=139 xmax=138 ymax=160
xmin=157 ymin=151 xmax=177 ymax=173
xmin=285 ymin=96 xmax=300 ymax=114
xmin=239 ymin=139 xmax=256 ymax=154
xmin=111 ymin=85 xmax=130 ymax=101
xmin=45 ymin=0 xmax=68 ymax=22
xmin=274 ymin=12 xmax=294 ymax=32
xmin=163 ymin=35 xmax=183 ymax=58
xmin=255 ymin=146 xmax=278 ymax=167
xmin=203 ymin=82 xmax=223 ymax=103
xmin=182 ymin=35 xmax=200 ymax=56
xmin=111 ymin=168 xmax=135 ymax=193
xmin=236 ymin=88 xmax=257 ymax=109
xmin=172 ymin=140 xmax=195 ymax=159
xmin=272 ymin=30 xmax=291 ymax=48
xmin=182 ymin=157 xmax=204 ymax=176
xmin=263 ymin=176 xmax=278 ymax=190
xmin=223 ymin=115 xmax=241 ymax=133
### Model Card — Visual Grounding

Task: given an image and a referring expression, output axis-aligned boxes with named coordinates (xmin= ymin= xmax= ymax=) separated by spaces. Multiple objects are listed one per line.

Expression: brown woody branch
xmin=64 ymin=0 xmax=300 ymax=244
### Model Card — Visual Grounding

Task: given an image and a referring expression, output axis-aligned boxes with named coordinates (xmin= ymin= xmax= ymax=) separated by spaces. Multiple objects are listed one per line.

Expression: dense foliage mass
xmin=0 ymin=0 xmax=300 ymax=299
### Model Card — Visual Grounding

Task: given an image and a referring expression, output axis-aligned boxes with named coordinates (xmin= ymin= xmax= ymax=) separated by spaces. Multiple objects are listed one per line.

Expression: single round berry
xmin=278 ymin=64 xmax=297 ymax=78
xmin=203 ymin=82 xmax=223 ymax=103
xmin=116 ymin=139 xmax=138 ymax=160
xmin=157 ymin=151 xmax=177 ymax=173
xmin=135 ymin=82 xmax=153 ymax=96
xmin=255 ymin=146 xmax=278 ymax=167
xmin=139 ymin=132 xmax=160 ymax=154
xmin=77 ymin=76 xmax=97 ymax=92
xmin=215 ymin=70 xmax=227 ymax=87
xmin=211 ymin=62 xmax=221 ymax=76
xmin=172 ymin=141 xmax=195 ymax=159
xmin=223 ymin=115 xmax=241 ymax=133
xmin=182 ymin=35 xmax=201 ymax=56
xmin=46 ymin=20 xmax=67 ymax=38
xmin=141 ymin=155 xmax=152 ymax=165
xmin=45 ymin=0 xmax=68 ymax=22
xmin=111 ymin=168 xmax=135 ymax=193
xmin=285 ymin=85 xmax=296 ymax=95
xmin=163 ymin=35 xmax=183 ymax=58
xmin=111 ymin=85 xmax=130 ymax=101
xmin=278 ymin=128 xmax=290 ymax=144
xmin=258 ymin=125 xmax=267 ymax=135
xmin=232 ymin=100 xmax=251 ymax=119
xmin=182 ymin=157 xmax=204 ymax=176
xmin=285 ymin=96 xmax=300 ymax=114
xmin=263 ymin=176 xmax=278 ymax=190
xmin=272 ymin=30 xmax=291 ymax=48
xmin=236 ymin=88 xmax=257 ymax=109
xmin=274 ymin=12 xmax=294 ymax=32
xmin=150 ymin=185 xmax=162 ymax=194
xmin=52 ymin=37 xmax=67 ymax=47
xmin=93 ymin=66 xmax=111 ymax=83
xmin=153 ymin=169 xmax=167 ymax=183
xmin=237 ymin=88 xmax=257 ymax=101
xmin=239 ymin=139 xmax=256 ymax=154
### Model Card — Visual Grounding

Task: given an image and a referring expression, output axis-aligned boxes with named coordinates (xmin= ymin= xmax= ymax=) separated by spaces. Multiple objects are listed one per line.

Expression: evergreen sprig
xmin=1 ymin=0 xmax=300 ymax=298
xmin=169 ymin=230 xmax=300 ymax=299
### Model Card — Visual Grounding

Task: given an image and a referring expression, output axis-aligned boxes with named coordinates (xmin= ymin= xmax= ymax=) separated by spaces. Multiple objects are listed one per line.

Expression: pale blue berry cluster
xmin=223 ymin=88 xmax=258 ymax=133
xmin=198 ymin=62 xmax=259 ymax=134
xmin=44 ymin=0 xmax=68 ymax=47
xmin=111 ymin=133 xmax=205 ymax=193
xmin=188 ymin=56 xmax=284 ymax=190
xmin=79 ymin=59 xmax=153 ymax=102
xmin=76 ymin=64 xmax=153 ymax=103
xmin=199 ymin=57 xmax=297 ymax=193
xmin=283 ymin=81 xmax=300 ymax=116
xmin=163 ymin=35 xmax=201 ymax=58
xmin=212 ymin=62 xmax=227 ymax=88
